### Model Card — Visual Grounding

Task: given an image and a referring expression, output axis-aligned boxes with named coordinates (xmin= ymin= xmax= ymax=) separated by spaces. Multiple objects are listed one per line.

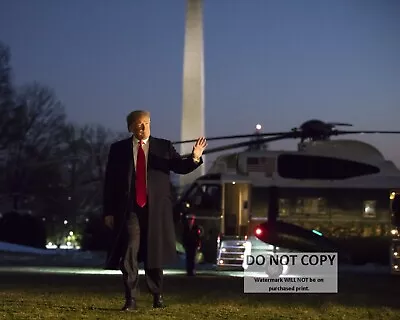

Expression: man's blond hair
xmin=126 ymin=110 xmax=150 ymax=130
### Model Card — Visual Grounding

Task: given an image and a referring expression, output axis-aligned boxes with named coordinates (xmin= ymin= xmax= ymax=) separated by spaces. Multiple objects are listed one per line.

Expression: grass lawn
xmin=1 ymin=269 xmax=399 ymax=320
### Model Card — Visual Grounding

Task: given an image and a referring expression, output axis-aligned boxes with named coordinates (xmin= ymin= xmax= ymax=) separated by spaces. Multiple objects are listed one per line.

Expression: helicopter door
xmin=176 ymin=183 xmax=222 ymax=263
xmin=223 ymin=182 xmax=250 ymax=236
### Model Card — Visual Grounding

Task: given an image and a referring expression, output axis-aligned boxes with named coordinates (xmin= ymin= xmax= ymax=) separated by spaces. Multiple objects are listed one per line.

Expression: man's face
xmin=131 ymin=114 xmax=150 ymax=140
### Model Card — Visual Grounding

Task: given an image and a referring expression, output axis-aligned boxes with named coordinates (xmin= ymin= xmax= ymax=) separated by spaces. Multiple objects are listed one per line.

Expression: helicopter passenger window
xmin=278 ymin=199 xmax=290 ymax=217
xmin=295 ymin=198 xmax=327 ymax=215
xmin=183 ymin=184 xmax=221 ymax=211
xmin=277 ymin=155 xmax=380 ymax=180
xmin=363 ymin=200 xmax=376 ymax=218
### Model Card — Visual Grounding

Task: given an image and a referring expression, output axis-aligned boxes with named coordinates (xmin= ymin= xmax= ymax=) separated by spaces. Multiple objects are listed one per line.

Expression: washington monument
xmin=180 ymin=0 xmax=205 ymax=188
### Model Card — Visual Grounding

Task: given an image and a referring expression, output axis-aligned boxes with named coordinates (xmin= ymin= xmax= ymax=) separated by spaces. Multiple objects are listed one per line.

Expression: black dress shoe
xmin=153 ymin=294 xmax=165 ymax=308
xmin=121 ymin=298 xmax=137 ymax=311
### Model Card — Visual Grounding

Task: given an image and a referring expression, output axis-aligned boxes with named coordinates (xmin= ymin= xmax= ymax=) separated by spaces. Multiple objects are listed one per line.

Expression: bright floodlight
xmin=255 ymin=124 xmax=262 ymax=130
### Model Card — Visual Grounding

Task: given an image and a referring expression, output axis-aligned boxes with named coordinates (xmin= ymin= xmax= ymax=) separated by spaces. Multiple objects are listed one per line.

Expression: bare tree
xmin=11 ymin=82 xmax=66 ymax=155
xmin=4 ymin=83 xmax=67 ymax=209
xmin=0 ymin=41 xmax=127 ymax=244
xmin=57 ymin=123 xmax=120 ymax=219
xmin=0 ymin=41 xmax=15 ymax=149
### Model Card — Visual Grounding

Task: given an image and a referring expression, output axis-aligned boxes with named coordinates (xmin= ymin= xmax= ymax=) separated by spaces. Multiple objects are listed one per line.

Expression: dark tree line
xmin=0 ymin=41 xmax=127 ymax=248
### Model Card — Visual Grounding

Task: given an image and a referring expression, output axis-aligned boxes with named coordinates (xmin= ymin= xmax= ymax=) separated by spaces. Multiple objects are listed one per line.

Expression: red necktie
xmin=135 ymin=140 xmax=147 ymax=207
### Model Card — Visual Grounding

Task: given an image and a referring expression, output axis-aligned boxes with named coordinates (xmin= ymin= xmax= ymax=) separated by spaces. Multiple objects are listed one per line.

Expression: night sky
xmin=1 ymin=0 xmax=399 ymax=166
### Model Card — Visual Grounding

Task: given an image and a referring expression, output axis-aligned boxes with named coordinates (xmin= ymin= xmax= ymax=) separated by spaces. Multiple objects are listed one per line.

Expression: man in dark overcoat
xmin=103 ymin=110 xmax=206 ymax=311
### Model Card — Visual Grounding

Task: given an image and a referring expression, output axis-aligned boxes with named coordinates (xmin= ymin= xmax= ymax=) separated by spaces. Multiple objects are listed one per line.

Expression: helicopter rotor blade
xmin=173 ymin=132 xmax=291 ymax=145
xmin=174 ymin=125 xmax=400 ymax=145
xmin=183 ymin=134 xmax=295 ymax=157
xmin=328 ymin=122 xmax=353 ymax=127
xmin=333 ymin=130 xmax=400 ymax=136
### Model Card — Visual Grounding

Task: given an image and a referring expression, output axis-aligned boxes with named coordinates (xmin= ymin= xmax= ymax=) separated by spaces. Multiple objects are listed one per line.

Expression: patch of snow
xmin=0 ymin=241 xmax=58 ymax=255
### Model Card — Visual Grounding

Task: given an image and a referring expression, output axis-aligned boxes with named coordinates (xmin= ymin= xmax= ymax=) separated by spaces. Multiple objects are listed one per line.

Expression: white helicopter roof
xmin=206 ymin=138 xmax=400 ymax=189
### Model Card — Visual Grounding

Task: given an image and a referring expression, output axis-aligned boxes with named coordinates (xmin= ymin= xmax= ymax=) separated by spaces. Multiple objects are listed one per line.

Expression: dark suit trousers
xmin=120 ymin=204 xmax=163 ymax=299
xmin=185 ymin=245 xmax=196 ymax=274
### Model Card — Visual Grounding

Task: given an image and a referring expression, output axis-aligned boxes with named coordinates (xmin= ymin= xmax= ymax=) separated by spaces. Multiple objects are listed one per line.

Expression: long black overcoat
xmin=103 ymin=135 xmax=203 ymax=269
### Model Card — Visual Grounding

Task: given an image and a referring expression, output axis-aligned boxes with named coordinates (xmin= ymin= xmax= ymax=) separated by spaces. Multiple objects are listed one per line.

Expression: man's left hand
xmin=192 ymin=137 xmax=207 ymax=160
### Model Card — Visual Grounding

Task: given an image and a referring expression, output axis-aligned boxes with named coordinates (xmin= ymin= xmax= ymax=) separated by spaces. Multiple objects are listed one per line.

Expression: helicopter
xmin=171 ymin=119 xmax=400 ymax=270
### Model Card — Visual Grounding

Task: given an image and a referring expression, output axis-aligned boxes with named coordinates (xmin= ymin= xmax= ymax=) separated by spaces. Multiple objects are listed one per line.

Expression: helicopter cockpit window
xmin=277 ymin=155 xmax=380 ymax=180
xmin=183 ymin=184 xmax=221 ymax=211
